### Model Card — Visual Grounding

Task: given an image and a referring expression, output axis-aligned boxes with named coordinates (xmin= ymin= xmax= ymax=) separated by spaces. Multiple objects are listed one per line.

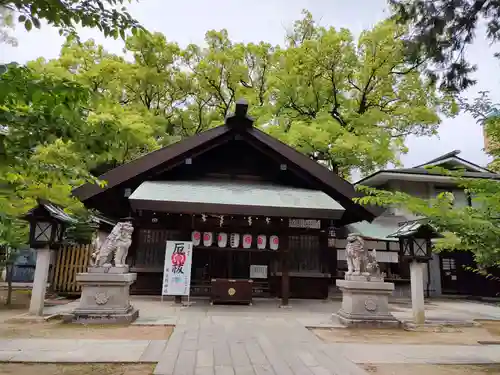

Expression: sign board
xmin=162 ymin=241 xmax=193 ymax=296
xmin=250 ymin=265 xmax=268 ymax=279
xmin=288 ymin=219 xmax=321 ymax=229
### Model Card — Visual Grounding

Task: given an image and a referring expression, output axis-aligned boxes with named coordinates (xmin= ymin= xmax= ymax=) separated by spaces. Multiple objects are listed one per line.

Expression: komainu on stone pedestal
xmin=65 ymin=268 xmax=139 ymax=324
xmin=336 ymin=233 xmax=400 ymax=328
xmin=63 ymin=220 xmax=139 ymax=324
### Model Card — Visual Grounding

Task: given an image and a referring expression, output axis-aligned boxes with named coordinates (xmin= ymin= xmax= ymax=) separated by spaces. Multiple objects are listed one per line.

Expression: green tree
xmin=0 ymin=10 xmax=460 ymax=271
xmin=0 ymin=63 xmax=163 ymax=297
xmin=0 ymin=0 xmax=142 ymax=303
xmin=357 ymin=93 xmax=500 ymax=269
xmin=266 ymin=12 xmax=457 ymax=177
xmin=33 ymin=11 xmax=457 ymax=178
xmin=389 ymin=0 xmax=500 ymax=92
xmin=0 ymin=5 xmax=16 ymax=46
xmin=357 ymin=174 xmax=500 ymax=268
xmin=1 ymin=0 xmax=142 ymax=38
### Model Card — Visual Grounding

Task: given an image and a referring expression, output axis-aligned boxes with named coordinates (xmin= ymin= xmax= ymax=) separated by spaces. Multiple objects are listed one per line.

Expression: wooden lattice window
xmin=133 ymin=229 xmax=184 ymax=268
xmin=289 ymin=235 xmax=322 ymax=272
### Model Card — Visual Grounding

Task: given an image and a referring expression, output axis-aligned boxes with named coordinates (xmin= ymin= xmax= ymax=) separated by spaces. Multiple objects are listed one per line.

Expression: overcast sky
xmin=1 ymin=0 xmax=498 ymax=169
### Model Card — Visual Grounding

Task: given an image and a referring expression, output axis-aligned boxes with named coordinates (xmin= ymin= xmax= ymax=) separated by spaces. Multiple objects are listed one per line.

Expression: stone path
xmin=154 ymin=316 xmax=367 ymax=375
xmin=329 ymin=343 xmax=500 ymax=365
xmin=2 ymin=336 xmax=500 ymax=368
xmin=2 ymin=325 xmax=500 ymax=374
xmin=2 ymin=298 xmax=500 ymax=374
xmin=0 ymin=339 xmax=166 ymax=363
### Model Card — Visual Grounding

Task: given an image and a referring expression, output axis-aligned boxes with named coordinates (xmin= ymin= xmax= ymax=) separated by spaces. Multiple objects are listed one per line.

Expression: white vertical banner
xmin=162 ymin=241 xmax=193 ymax=296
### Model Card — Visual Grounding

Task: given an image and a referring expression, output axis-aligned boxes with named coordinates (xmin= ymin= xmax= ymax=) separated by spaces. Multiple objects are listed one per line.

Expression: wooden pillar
xmin=280 ymin=235 xmax=290 ymax=307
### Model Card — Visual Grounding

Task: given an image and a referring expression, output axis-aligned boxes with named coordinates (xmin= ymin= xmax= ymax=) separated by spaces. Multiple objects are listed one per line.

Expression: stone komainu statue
xmin=92 ymin=221 xmax=134 ymax=267
xmin=345 ymin=233 xmax=368 ymax=276
xmin=366 ymin=249 xmax=381 ymax=278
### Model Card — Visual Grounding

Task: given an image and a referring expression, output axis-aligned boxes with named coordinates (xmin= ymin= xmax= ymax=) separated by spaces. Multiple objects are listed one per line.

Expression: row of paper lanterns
xmin=192 ymin=231 xmax=279 ymax=250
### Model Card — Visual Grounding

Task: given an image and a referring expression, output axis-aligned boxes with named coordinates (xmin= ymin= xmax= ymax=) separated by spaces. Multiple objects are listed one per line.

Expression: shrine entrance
xmin=74 ymin=101 xmax=380 ymax=306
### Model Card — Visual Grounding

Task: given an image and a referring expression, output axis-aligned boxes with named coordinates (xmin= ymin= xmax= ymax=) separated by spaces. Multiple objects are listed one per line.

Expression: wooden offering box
xmin=210 ymin=279 xmax=253 ymax=305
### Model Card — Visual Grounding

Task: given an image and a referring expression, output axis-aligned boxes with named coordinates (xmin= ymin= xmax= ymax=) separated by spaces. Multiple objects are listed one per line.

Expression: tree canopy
xmin=0 ymin=5 xmax=16 ymax=46
xmin=389 ymin=0 xmax=500 ymax=92
xmin=0 ymin=10 xmax=457 ymax=250
xmin=358 ymin=92 xmax=500 ymax=269
xmin=0 ymin=0 xmax=142 ymax=38
xmin=357 ymin=175 xmax=500 ymax=268
xmin=30 ymin=11 xmax=456 ymax=175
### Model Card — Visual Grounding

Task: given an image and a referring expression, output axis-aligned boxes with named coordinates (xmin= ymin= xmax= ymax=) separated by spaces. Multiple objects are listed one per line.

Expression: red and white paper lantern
xmin=217 ymin=232 xmax=228 ymax=248
xmin=230 ymin=233 xmax=240 ymax=248
xmin=269 ymin=235 xmax=279 ymax=250
xmin=203 ymin=232 xmax=213 ymax=247
xmin=257 ymin=234 xmax=267 ymax=250
xmin=242 ymin=234 xmax=252 ymax=249
xmin=191 ymin=231 xmax=201 ymax=246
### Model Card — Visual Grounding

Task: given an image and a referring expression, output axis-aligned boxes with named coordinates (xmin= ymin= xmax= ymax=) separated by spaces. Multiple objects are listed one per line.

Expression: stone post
xmin=410 ymin=260 xmax=425 ymax=324
xmin=29 ymin=247 xmax=51 ymax=316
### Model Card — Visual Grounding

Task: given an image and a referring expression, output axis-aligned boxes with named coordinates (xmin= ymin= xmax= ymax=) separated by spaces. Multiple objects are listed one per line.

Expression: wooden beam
xmin=150 ymin=133 xmax=233 ymax=179
xmin=241 ymin=133 xmax=319 ymax=190
xmin=280 ymin=235 xmax=290 ymax=307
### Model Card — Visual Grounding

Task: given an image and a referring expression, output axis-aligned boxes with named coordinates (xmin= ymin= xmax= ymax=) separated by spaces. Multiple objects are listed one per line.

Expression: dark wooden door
xmin=440 ymin=256 xmax=459 ymax=293
xmin=230 ymin=251 xmax=250 ymax=279
xmin=210 ymin=251 xmax=229 ymax=279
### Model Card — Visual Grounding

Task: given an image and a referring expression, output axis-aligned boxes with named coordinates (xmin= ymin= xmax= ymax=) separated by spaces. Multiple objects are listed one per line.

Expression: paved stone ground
xmin=2 ymin=298 xmax=500 ymax=374
xmin=149 ymin=298 xmax=500 ymax=375
xmin=154 ymin=315 xmax=367 ymax=375
xmin=132 ymin=298 xmax=346 ymax=329
xmin=0 ymin=339 xmax=165 ymax=363
xmin=330 ymin=343 xmax=500 ymax=365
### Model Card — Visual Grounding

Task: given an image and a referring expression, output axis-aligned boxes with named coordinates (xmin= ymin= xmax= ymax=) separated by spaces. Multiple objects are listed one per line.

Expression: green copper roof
xmin=129 ymin=180 xmax=344 ymax=218
xmin=347 ymin=220 xmax=400 ymax=241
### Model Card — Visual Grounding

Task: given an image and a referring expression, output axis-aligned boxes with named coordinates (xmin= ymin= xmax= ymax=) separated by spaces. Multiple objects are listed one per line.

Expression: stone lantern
xmin=389 ymin=219 xmax=441 ymax=325
xmin=22 ymin=201 xmax=69 ymax=249
xmin=21 ymin=199 xmax=76 ymax=316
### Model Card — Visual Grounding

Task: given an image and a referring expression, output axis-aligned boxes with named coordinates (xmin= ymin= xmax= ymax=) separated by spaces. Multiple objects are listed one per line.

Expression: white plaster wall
xmin=382 ymin=180 xmax=431 ymax=220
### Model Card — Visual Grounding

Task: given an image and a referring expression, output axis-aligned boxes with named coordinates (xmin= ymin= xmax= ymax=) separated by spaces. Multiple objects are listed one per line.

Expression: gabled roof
xmin=73 ymin=124 xmax=229 ymax=201
xmin=415 ymin=150 xmax=492 ymax=173
xmin=73 ymin=101 xmax=381 ymax=223
xmin=356 ymin=150 xmax=499 ymax=187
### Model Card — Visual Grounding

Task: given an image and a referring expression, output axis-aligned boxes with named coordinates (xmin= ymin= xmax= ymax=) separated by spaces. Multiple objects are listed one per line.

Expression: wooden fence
xmin=51 ymin=244 xmax=93 ymax=295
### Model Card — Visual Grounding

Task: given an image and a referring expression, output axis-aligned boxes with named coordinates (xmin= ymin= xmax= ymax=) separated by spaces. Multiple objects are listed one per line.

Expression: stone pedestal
xmin=63 ymin=266 xmax=139 ymax=324
xmin=336 ymin=277 xmax=400 ymax=328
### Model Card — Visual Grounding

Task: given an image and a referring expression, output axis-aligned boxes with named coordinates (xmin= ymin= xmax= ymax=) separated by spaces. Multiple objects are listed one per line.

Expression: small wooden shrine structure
xmin=73 ymin=101 xmax=381 ymax=305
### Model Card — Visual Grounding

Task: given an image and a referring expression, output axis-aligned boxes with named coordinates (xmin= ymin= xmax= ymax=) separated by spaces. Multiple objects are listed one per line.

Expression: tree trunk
xmin=5 ymin=262 xmax=13 ymax=306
